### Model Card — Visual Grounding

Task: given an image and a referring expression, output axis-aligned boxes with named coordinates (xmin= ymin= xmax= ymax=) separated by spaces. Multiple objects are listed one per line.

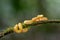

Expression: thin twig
xmin=0 ymin=20 xmax=60 ymax=38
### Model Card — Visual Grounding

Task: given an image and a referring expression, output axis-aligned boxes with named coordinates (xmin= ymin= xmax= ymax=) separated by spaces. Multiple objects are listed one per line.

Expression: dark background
xmin=0 ymin=0 xmax=60 ymax=40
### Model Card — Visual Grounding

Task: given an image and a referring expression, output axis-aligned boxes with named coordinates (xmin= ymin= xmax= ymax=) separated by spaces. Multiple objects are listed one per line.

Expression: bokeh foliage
xmin=0 ymin=0 xmax=60 ymax=40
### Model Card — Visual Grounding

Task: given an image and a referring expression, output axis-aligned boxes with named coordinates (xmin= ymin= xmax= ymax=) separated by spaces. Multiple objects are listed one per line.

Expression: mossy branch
xmin=0 ymin=20 xmax=60 ymax=38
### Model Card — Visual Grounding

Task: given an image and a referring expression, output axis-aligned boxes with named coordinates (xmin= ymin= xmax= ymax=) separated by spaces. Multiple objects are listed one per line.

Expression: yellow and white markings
xmin=14 ymin=23 xmax=29 ymax=33
xmin=13 ymin=15 xmax=48 ymax=33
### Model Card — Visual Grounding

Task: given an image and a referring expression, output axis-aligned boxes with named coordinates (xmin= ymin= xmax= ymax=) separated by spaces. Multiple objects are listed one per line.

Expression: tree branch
xmin=0 ymin=20 xmax=60 ymax=38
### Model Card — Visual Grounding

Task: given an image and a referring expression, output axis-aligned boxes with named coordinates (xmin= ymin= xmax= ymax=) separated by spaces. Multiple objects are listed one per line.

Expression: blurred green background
xmin=0 ymin=0 xmax=60 ymax=40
